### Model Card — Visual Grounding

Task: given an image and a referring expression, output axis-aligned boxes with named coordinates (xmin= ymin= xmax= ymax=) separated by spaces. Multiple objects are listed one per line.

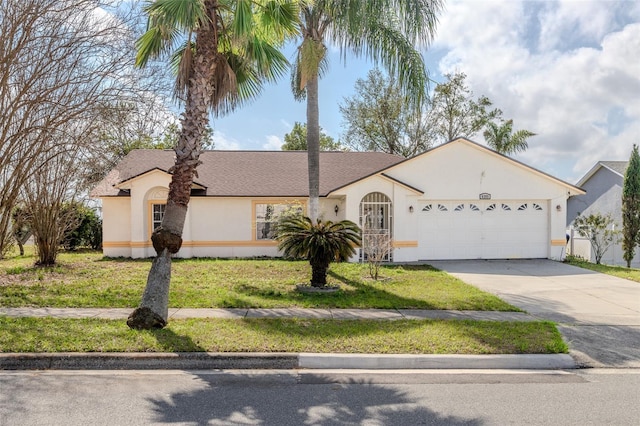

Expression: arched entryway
xmin=359 ymin=192 xmax=392 ymax=262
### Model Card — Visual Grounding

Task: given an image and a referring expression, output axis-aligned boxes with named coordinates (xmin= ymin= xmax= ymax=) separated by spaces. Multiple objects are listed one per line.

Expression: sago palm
xmin=291 ymin=0 xmax=444 ymax=221
xmin=276 ymin=216 xmax=361 ymax=287
xmin=128 ymin=0 xmax=299 ymax=329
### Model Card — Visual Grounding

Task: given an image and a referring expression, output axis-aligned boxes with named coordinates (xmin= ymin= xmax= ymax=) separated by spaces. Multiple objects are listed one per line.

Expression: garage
xmin=418 ymin=200 xmax=549 ymax=260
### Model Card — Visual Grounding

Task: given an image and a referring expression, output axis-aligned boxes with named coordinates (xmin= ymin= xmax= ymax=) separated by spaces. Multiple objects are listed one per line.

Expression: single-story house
xmin=567 ymin=160 xmax=639 ymax=266
xmin=92 ymin=137 xmax=584 ymax=261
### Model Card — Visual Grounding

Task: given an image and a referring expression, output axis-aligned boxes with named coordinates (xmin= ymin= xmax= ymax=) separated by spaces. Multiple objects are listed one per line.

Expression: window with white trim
xmin=152 ymin=203 xmax=166 ymax=230
xmin=255 ymin=202 xmax=303 ymax=240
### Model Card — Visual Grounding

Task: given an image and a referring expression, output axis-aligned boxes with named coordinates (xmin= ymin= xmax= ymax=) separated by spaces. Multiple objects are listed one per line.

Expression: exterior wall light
xmin=334 ymin=205 xmax=339 ymax=216
xmin=409 ymin=205 xmax=414 ymax=213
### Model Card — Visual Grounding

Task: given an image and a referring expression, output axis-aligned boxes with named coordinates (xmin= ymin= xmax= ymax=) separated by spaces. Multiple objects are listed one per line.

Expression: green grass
xmin=0 ymin=317 xmax=567 ymax=354
xmin=0 ymin=250 xmax=517 ymax=311
xmin=565 ymin=258 xmax=640 ymax=284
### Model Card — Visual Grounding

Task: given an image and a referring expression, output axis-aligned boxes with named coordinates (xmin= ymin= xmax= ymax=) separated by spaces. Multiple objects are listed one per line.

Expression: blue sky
xmin=211 ymin=0 xmax=640 ymax=183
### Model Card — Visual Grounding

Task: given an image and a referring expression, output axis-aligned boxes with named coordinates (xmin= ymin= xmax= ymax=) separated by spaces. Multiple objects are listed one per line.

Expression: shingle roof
xmin=600 ymin=161 xmax=628 ymax=177
xmin=91 ymin=150 xmax=404 ymax=197
xmin=576 ymin=160 xmax=629 ymax=187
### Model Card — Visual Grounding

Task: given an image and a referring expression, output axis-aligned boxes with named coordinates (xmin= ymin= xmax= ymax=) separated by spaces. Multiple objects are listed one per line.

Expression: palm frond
xmin=233 ymin=0 xmax=254 ymax=36
xmin=146 ymin=0 xmax=208 ymax=31
xmin=296 ymin=37 xmax=327 ymax=90
xmin=323 ymin=3 xmax=431 ymax=111
xmin=136 ymin=0 xmax=207 ymax=67
xmin=276 ymin=216 xmax=361 ymax=262
xmin=137 ymin=0 xmax=300 ymax=117
xmin=290 ymin=56 xmax=306 ymax=101
xmin=260 ymin=0 xmax=301 ymax=39
xmin=209 ymin=53 xmax=239 ymax=115
xmin=245 ymin=35 xmax=289 ymax=80
xmin=169 ymin=41 xmax=195 ymax=101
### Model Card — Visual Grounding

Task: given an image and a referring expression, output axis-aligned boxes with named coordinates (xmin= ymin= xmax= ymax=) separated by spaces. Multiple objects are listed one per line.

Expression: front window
xmin=152 ymin=203 xmax=166 ymax=230
xmin=255 ymin=202 xmax=303 ymax=240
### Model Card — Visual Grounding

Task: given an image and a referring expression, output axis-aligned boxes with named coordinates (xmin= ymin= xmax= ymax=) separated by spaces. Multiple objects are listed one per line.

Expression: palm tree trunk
xmin=128 ymin=2 xmax=218 ymax=330
xmin=310 ymin=260 xmax=328 ymax=287
xmin=306 ymin=72 xmax=320 ymax=222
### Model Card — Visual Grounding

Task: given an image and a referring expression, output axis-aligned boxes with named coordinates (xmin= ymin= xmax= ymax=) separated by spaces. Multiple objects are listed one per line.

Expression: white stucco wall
xmin=102 ymin=197 xmax=131 ymax=257
xmin=331 ymin=140 xmax=579 ymax=261
xmin=387 ymin=141 xmax=573 ymax=200
xmin=100 ymin=170 xmax=343 ymax=259
xmin=100 ymin=140 xmax=579 ymax=261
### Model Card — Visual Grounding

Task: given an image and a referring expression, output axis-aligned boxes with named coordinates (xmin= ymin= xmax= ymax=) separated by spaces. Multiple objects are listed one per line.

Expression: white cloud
xmin=213 ymin=131 xmax=241 ymax=150
xmin=263 ymin=135 xmax=283 ymax=150
xmin=431 ymin=0 xmax=640 ymax=181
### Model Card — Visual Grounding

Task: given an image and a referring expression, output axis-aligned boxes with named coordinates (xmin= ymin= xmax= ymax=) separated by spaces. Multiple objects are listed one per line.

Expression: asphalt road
xmin=1 ymin=369 xmax=639 ymax=425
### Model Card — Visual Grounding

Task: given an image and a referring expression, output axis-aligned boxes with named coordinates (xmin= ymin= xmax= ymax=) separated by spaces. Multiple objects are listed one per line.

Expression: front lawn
xmin=565 ymin=258 xmax=640 ymax=284
xmin=0 ymin=250 xmax=517 ymax=311
xmin=0 ymin=317 xmax=567 ymax=354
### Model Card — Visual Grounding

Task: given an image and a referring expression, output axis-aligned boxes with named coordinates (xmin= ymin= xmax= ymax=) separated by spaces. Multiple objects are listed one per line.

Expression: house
xmin=567 ymin=161 xmax=639 ymax=266
xmin=92 ymin=138 xmax=584 ymax=261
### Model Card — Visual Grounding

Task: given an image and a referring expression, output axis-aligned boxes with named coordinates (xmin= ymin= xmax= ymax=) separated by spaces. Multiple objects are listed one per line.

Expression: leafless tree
xmin=362 ymin=229 xmax=393 ymax=280
xmin=11 ymin=206 xmax=32 ymax=256
xmin=22 ymin=147 xmax=85 ymax=265
xmin=0 ymin=0 xmax=172 ymax=257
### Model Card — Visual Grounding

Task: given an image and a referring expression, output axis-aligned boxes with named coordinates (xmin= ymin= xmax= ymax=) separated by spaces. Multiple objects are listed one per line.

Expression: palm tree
xmin=291 ymin=0 xmax=444 ymax=221
xmin=127 ymin=0 xmax=299 ymax=330
xmin=483 ymin=119 xmax=536 ymax=156
xmin=276 ymin=216 xmax=361 ymax=287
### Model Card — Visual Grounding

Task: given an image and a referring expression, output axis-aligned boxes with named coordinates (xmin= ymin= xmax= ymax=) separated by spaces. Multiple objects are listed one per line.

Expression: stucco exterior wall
xmin=330 ymin=175 xmax=420 ymax=262
xmin=567 ymin=167 xmax=621 ymax=224
xmin=387 ymin=142 xmax=571 ymax=200
xmin=565 ymin=166 xmax=639 ymax=266
xmin=102 ymin=197 xmax=131 ymax=257
xmin=331 ymin=140 xmax=575 ymax=261
xmin=99 ymin=140 xmax=578 ymax=261
xmin=101 ymin=173 xmax=342 ymax=258
xmin=388 ymin=142 xmax=572 ymax=260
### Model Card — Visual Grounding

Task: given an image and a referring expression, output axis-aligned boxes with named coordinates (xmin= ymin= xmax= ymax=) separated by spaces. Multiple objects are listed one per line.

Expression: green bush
xmin=63 ymin=204 xmax=102 ymax=250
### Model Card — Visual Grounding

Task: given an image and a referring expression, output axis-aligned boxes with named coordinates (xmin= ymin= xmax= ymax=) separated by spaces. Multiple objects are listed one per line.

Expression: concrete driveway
xmin=428 ymin=259 xmax=640 ymax=368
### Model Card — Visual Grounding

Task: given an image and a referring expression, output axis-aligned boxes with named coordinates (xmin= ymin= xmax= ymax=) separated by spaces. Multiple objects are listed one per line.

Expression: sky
xmin=211 ymin=0 xmax=640 ymax=184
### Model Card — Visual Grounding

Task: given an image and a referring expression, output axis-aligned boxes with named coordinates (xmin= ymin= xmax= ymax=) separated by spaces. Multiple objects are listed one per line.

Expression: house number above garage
xmin=479 ymin=193 xmax=491 ymax=200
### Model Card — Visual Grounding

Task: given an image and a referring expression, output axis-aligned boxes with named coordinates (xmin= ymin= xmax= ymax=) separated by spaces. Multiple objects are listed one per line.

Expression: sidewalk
xmin=0 ymin=307 xmax=576 ymax=371
xmin=0 ymin=307 xmax=539 ymax=321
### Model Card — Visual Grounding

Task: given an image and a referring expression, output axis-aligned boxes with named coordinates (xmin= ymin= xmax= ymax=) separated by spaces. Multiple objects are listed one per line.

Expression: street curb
xmin=0 ymin=353 xmax=576 ymax=371
xmin=0 ymin=353 xmax=298 ymax=370
xmin=299 ymin=353 xmax=577 ymax=370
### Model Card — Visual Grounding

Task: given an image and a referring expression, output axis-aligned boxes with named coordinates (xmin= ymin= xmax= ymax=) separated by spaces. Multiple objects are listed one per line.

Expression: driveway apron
xmin=428 ymin=259 xmax=640 ymax=368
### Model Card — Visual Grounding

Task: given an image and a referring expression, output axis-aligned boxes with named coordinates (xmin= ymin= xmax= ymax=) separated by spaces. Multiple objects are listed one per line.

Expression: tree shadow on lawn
xmin=235 ymin=317 xmax=564 ymax=356
xmin=227 ymin=267 xmax=505 ymax=311
xmin=233 ymin=277 xmax=438 ymax=309
xmin=220 ymin=264 xmax=443 ymax=309
xmin=237 ymin=317 xmax=432 ymax=346
xmin=150 ymin=327 xmax=206 ymax=352
xmin=325 ymin=268 xmax=451 ymax=309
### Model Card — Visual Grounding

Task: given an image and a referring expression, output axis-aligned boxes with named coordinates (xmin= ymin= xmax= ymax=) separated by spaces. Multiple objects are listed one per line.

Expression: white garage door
xmin=418 ymin=200 xmax=549 ymax=260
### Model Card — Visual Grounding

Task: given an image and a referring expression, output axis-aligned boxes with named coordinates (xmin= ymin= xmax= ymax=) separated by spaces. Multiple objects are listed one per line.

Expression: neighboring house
xmin=91 ymin=138 xmax=584 ymax=261
xmin=567 ymin=161 xmax=639 ymax=266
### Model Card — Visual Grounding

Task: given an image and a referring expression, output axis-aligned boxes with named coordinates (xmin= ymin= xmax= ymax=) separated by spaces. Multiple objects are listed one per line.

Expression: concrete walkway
xmin=0 ymin=307 xmax=536 ymax=322
xmin=429 ymin=259 xmax=640 ymax=368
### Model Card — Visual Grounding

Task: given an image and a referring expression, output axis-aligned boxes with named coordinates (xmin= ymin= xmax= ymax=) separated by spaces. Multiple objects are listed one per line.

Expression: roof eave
xmin=114 ymin=167 xmax=207 ymax=191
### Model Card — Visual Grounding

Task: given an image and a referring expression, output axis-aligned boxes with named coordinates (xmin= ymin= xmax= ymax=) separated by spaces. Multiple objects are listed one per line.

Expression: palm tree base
xmin=296 ymin=284 xmax=340 ymax=294
xmin=151 ymin=227 xmax=182 ymax=254
xmin=127 ymin=306 xmax=167 ymax=330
